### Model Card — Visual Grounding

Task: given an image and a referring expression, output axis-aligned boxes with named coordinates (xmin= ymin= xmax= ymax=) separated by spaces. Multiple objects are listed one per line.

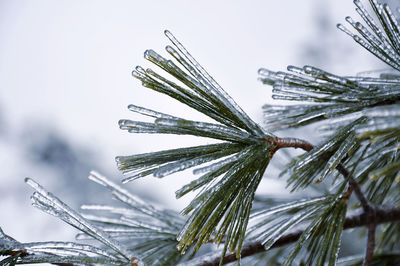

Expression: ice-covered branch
xmin=183 ymin=206 xmax=400 ymax=265
xmin=265 ymin=136 xmax=370 ymax=211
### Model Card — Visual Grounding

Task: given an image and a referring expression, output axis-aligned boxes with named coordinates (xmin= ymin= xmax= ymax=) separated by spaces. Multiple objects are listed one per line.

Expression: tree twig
xmin=364 ymin=207 xmax=377 ymax=266
xmin=364 ymin=223 xmax=376 ymax=266
xmin=184 ymin=206 xmax=400 ymax=266
xmin=269 ymin=137 xmax=377 ymax=263
xmin=267 ymin=137 xmax=370 ymax=211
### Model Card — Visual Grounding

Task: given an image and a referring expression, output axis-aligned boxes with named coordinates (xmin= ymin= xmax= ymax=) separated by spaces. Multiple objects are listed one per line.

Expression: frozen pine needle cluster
xmin=117 ymin=30 xmax=276 ymax=259
xmin=1 ymin=0 xmax=400 ymax=265
xmin=1 ymin=177 xmax=139 ymax=265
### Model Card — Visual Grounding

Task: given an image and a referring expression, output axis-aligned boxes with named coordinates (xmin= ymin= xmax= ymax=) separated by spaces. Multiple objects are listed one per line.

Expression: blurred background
xmin=0 ymin=0 xmax=397 ymax=247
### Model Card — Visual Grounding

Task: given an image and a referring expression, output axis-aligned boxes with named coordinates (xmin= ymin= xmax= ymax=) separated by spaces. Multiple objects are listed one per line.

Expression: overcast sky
xmin=0 ymin=0 xmax=365 ymax=156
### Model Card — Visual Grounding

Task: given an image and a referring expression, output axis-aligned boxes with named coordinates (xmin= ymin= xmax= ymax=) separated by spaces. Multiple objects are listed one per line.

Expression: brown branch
xmin=364 ymin=223 xmax=376 ymax=266
xmin=364 ymin=207 xmax=377 ymax=266
xmin=189 ymin=136 xmax=377 ymax=266
xmin=0 ymin=248 xmax=74 ymax=266
xmin=267 ymin=137 xmax=314 ymax=155
xmin=267 ymin=137 xmax=377 ymax=263
xmin=266 ymin=137 xmax=370 ymax=211
xmin=186 ymin=206 xmax=400 ymax=266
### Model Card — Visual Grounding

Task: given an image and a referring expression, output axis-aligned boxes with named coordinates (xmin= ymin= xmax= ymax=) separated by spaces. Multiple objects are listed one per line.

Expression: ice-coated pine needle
xmin=247 ymin=196 xmax=331 ymax=250
xmin=24 ymin=178 xmax=132 ymax=261
xmin=117 ymin=29 xmax=278 ymax=260
xmin=81 ymin=172 xmax=189 ymax=266
xmin=284 ymin=197 xmax=347 ymax=266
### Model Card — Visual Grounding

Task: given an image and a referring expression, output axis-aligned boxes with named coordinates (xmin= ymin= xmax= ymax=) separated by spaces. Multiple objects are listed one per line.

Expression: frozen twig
xmin=266 ymin=137 xmax=371 ymax=211
xmin=364 ymin=209 xmax=377 ymax=266
xmin=186 ymin=206 xmax=400 ymax=265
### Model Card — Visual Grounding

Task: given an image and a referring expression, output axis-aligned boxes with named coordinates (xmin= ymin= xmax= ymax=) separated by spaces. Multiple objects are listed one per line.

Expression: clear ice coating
xmin=83 ymin=172 xmax=188 ymax=265
xmin=192 ymin=146 xmax=251 ymax=175
xmin=282 ymin=198 xmax=347 ymax=265
xmin=144 ymin=49 xmax=166 ymax=63
xmin=164 ymin=30 xmax=267 ymax=137
xmin=24 ymin=178 xmax=132 ymax=261
xmin=88 ymin=171 xmax=184 ymax=225
xmin=118 ymin=19 xmax=399 ymax=262
xmin=0 ymin=227 xmax=25 ymax=252
xmin=119 ymin=30 xmax=283 ymax=244
xmin=19 ymin=173 xmax=189 ymax=265
xmin=338 ymin=0 xmax=400 ymax=71
xmin=89 ymin=171 xmax=158 ymax=215
xmin=260 ymin=48 xmax=400 ymax=130
xmin=153 ymin=117 xmax=254 ymax=143
xmin=321 ymin=132 xmax=357 ymax=179
xmin=153 ymin=148 xmax=232 ymax=178
xmin=127 ymin=104 xmax=178 ymax=120
xmin=261 ymin=211 xmax=313 ymax=249
xmin=23 ymin=241 xmax=120 ymax=260
xmin=249 ymin=196 xmax=329 ymax=232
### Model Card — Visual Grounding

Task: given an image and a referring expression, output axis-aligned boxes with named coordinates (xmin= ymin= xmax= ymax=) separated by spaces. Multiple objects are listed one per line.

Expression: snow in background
xmin=0 ymin=0 xmax=384 ymax=245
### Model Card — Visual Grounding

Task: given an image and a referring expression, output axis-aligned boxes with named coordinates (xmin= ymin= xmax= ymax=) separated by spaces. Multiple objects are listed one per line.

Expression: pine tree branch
xmin=6 ymin=206 xmax=399 ymax=266
xmin=347 ymin=178 xmax=370 ymax=213
xmin=186 ymin=205 xmax=400 ymax=266
xmin=364 ymin=207 xmax=377 ymax=266
xmin=268 ymin=137 xmax=378 ymax=263
xmin=266 ymin=137 xmax=370 ymax=211
xmin=364 ymin=223 xmax=376 ymax=266
xmin=268 ymin=137 xmax=314 ymax=155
